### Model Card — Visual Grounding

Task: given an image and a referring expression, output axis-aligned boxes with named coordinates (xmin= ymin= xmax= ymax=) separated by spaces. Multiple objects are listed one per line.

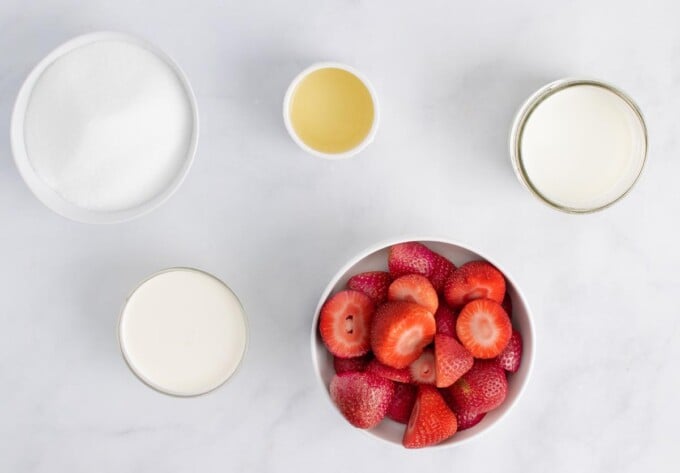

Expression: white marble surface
xmin=0 ymin=0 xmax=678 ymax=471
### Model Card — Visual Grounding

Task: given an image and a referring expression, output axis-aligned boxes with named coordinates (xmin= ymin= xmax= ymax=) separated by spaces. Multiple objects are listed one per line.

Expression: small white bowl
xmin=310 ymin=237 xmax=535 ymax=448
xmin=10 ymin=31 xmax=199 ymax=224
xmin=283 ymin=62 xmax=380 ymax=160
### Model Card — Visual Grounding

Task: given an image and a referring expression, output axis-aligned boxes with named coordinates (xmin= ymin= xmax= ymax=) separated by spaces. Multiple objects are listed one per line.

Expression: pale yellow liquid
xmin=290 ymin=67 xmax=375 ymax=154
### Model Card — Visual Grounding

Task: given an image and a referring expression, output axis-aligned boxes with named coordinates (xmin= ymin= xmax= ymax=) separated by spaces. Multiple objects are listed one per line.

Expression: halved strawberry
xmin=410 ymin=349 xmax=436 ymax=384
xmin=347 ymin=271 xmax=392 ymax=304
xmin=429 ymin=253 xmax=456 ymax=293
xmin=434 ymin=302 xmax=457 ymax=337
xmin=403 ymin=386 xmax=458 ymax=448
xmin=446 ymin=360 xmax=508 ymax=414
xmin=367 ymin=359 xmax=412 ymax=383
xmin=444 ymin=261 xmax=506 ymax=308
xmin=330 ymin=372 xmax=395 ymax=429
xmin=434 ymin=334 xmax=473 ymax=388
xmin=333 ymin=354 xmax=372 ymax=374
xmin=455 ymin=409 xmax=486 ymax=431
xmin=319 ymin=290 xmax=375 ymax=358
xmin=495 ymin=329 xmax=523 ymax=373
xmin=371 ymin=301 xmax=436 ymax=369
xmin=388 ymin=274 xmax=439 ymax=314
xmin=387 ymin=383 xmax=418 ymax=424
xmin=388 ymin=242 xmax=437 ymax=278
xmin=456 ymin=299 xmax=511 ymax=359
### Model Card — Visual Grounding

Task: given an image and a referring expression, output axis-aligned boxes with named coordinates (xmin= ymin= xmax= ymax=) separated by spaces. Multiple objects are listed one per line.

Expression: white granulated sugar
xmin=24 ymin=40 xmax=194 ymax=212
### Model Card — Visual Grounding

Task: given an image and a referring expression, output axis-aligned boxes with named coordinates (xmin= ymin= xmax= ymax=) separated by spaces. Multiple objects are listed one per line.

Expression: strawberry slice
xmin=330 ymin=372 xmax=395 ymax=429
xmin=456 ymin=299 xmax=511 ymax=359
xmin=388 ymin=274 xmax=439 ymax=314
xmin=409 ymin=349 xmax=436 ymax=385
xmin=455 ymin=409 xmax=486 ymax=431
xmin=387 ymin=383 xmax=418 ymax=424
xmin=429 ymin=253 xmax=456 ymax=293
xmin=371 ymin=301 xmax=436 ymax=369
xmin=495 ymin=329 xmax=523 ymax=373
xmin=347 ymin=271 xmax=392 ymax=304
xmin=444 ymin=261 xmax=506 ymax=308
xmin=388 ymin=242 xmax=437 ymax=279
xmin=319 ymin=290 xmax=375 ymax=358
xmin=367 ymin=359 xmax=412 ymax=383
xmin=434 ymin=302 xmax=457 ymax=338
xmin=333 ymin=354 xmax=372 ymax=374
xmin=446 ymin=360 xmax=508 ymax=414
xmin=434 ymin=334 xmax=473 ymax=388
xmin=403 ymin=386 xmax=458 ymax=448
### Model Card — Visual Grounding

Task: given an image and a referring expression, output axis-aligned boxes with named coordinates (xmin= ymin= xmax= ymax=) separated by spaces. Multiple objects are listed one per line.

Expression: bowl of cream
xmin=11 ymin=31 xmax=199 ymax=223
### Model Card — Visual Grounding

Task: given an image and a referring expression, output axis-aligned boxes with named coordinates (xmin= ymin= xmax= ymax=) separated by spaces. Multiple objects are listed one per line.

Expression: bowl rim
xmin=10 ymin=31 xmax=200 ymax=224
xmin=309 ymin=235 xmax=536 ymax=449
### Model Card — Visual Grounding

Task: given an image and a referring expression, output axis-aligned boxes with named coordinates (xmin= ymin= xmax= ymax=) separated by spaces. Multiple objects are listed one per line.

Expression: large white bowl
xmin=310 ymin=237 xmax=535 ymax=448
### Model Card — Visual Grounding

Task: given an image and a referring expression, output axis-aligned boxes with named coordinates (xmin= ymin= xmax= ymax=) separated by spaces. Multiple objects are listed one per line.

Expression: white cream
xmin=119 ymin=269 xmax=247 ymax=396
xmin=519 ymin=84 xmax=646 ymax=211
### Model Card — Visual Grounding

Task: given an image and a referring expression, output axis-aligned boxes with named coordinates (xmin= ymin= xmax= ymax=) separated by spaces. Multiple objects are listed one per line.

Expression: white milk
xmin=519 ymin=84 xmax=646 ymax=211
xmin=119 ymin=269 xmax=247 ymax=396
xmin=23 ymin=39 xmax=194 ymax=212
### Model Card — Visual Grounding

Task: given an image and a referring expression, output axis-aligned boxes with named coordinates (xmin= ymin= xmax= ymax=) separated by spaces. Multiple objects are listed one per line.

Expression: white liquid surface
xmin=519 ymin=84 xmax=646 ymax=210
xmin=24 ymin=39 xmax=194 ymax=212
xmin=119 ymin=269 xmax=247 ymax=396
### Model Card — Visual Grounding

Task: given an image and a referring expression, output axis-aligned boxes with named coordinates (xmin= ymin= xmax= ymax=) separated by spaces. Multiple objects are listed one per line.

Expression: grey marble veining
xmin=0 ymin=0 xmax=678 ymax=471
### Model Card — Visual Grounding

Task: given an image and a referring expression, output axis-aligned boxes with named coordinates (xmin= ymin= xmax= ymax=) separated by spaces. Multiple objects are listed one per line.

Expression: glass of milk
xmin=118 ymin=268 xmax=248 ymax=397
xmin=510 ymin=79 xmax=647 ymax=213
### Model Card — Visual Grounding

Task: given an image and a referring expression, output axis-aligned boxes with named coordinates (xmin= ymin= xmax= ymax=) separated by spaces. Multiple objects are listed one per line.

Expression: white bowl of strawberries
xmin=311 ymin=238 xmax=534 ymax=449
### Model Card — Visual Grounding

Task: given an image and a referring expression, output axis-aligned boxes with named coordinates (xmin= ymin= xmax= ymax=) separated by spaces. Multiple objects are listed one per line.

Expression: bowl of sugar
xmin=11 ymin=32 xmax=199 ymax=223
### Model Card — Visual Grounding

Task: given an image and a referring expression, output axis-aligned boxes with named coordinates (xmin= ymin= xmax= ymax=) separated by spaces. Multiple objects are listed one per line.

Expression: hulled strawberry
xmin=455 ymin=409 xmax=486 ymax=431
xmin=330 ymin=372 xmax=395 ymax=429
xmin=495 ymin=329 xmax=523 ymax=373
xmin=333 ymin=354 xmax=372 ymax=374
xmin=388 ymin=242 xmax=437 ymax=278
xmin=456 ymin=298 xmax=511 ymax=359
xmin=434 ymin=334 xmax=473 ymax=388
xmin=444 ymin=261 xmax=506 ymax=308
xmin=429 ymin=253 xmax=456 ymax=293
xmin=388 ymin=274 xmax=439 ymax=314
xmin=501 ymin=292 xmax=513 ymax=318
xmin=434 ymin=302 xmax=457 ymax=337
xmin=367 ymin=359 xmax=412 ymax=383
xmin=409 ymin=349 xmax=436 ymax=385
xmin=319 ymin=290 xmax=375 ymax=358
xmin=347 ymin=271 xmax=392 ymax=304
xmin=446 ymin=360 xmax=508 ymax=414
xmin=403 ymin=386 xmax=458 ymax=448
xmin=387 ymin=383 xmax=418 ymax=424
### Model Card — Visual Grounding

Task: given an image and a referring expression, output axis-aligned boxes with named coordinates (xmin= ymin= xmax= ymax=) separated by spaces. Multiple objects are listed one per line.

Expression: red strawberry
xmin=388 ymin=274 xmax=439 ymax=314
xmin=367 ymin=359 xmax=412 ymax=383
xmin=388 ymin=242 xmax=437 ymax=278
xmin=371 ymin=301 xmax=436 ymax=369
xmin=434 ymin=334 xmax=473 ymax=388
xmin=330 ymin=372 xmax=395 ymax=429
xmin=447 ymin=360 xmax=508 ymax=414
xmin=410 ymin=349 xmax=436 ymax=385
xmin=434 ymin=302 xmax=457 ymax=337
xmin=319 ymin=290 xmax=375 ymax=358
xmin=334 ymin=354 xmax=372 ymax=374
xmin=347 ymin=271 xmax=392 ymax=304
xmin=429 ymin=253 xmax=456 ymax=293
xmin=387 ymin=383 xmax=418 ymax=424
xmin=495 ymin=330 xmax=523 ymax=373
xmin=444 ymin=261 xmax=506 ymax=308
xmin=501 ymin=292 xmax=513 ymax=318
xmin=456 ymin=299 xmax=511 ymax=359
xmin=456 ymin=409 xmax=486 ymax=431
xmin=403 ymin=386 xmax=458 ymax=448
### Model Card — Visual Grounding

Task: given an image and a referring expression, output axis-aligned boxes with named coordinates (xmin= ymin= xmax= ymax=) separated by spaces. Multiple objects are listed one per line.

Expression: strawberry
xmin=347 ymin=271 xmax=392 ymax=304
xmin=456 ymin=298 xmax=512 ymax=359
xmin=367 ymin=359 xmax=412 ymax=383
xmin=455 ymin=409 xmax=486 ymax=431
xmin=388 ymin=274 xmax=439 ymax=314
xmin=388 ymin=242 xmax=437 ymax=279
xmin=387 ymin=383 xmax=418 ymax=424
xmin=429 ymin=253 xmax=456 ymax=293
xmin=434 ymin=302 xmax=457 ymax=337
xmin=330 ymin=372 xmax=395 ymax=429
xmin=410 ymin=349 xmax=436 ymax=385
xmin=501 ymin=292 xmax=513 ymax=318
xmin=333 ymin=354 xmax=372 ymax=374
xmin=447 ymin=360 xmax=508 ymax=414
xmin=434 ymin=334 xmax=473 ymax=388
xmin=403 ymin=386 xmax=458 ymax=448
xmin=371 ymin=301 xmax=436 ymax=369
xmin=495 ymin=329 xmax=523 ymax=373
xmin=319 ymin=290 xmax=375 ymax=358
xmin=444 ymin=261 xmax=506 ymax=308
